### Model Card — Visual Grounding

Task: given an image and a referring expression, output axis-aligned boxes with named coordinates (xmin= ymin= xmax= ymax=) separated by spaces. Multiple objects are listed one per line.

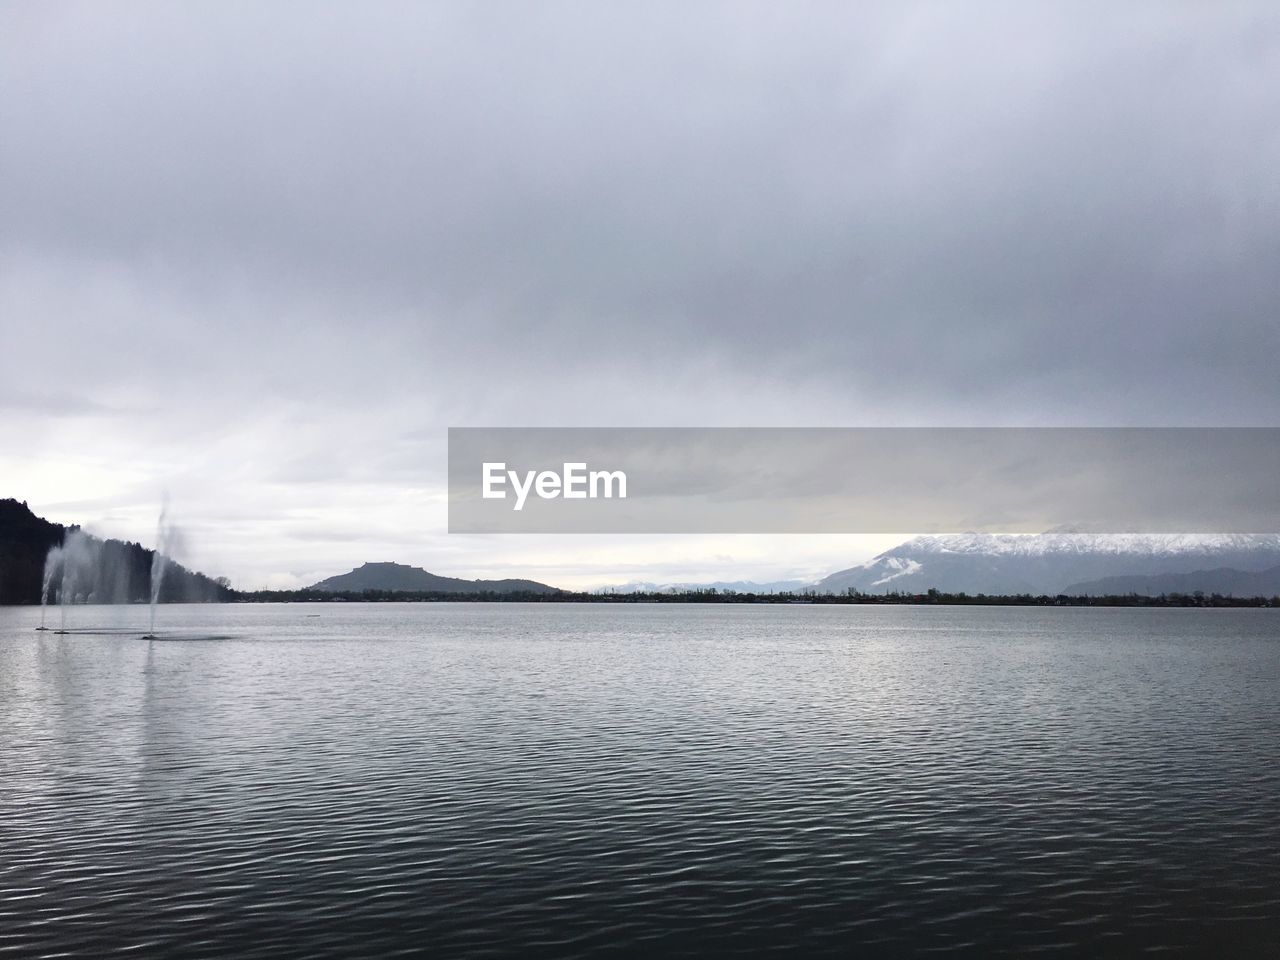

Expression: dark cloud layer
xmin=2 ymin=2 xmax=1277 ymax=584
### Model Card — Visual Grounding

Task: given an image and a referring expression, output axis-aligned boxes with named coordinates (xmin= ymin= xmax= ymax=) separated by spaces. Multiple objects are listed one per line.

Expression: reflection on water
xmin=2 ymin=603 xmax=1279 ymax=957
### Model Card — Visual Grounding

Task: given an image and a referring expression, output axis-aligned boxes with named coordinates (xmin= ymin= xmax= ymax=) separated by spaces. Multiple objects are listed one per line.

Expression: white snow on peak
xmin=869 ymin=558 xmax=923 ymax=587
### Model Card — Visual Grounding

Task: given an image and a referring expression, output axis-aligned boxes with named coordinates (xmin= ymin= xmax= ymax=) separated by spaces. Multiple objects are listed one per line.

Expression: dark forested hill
xmin=0 ymin=498 xmax=232 ymax=605
xmin=0 ymin=499 xmax=66 ymax=605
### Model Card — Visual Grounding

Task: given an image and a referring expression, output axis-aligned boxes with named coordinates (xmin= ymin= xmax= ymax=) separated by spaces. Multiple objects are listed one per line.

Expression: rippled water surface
xmin=3 ymin=603 xmax=1279 ymax=957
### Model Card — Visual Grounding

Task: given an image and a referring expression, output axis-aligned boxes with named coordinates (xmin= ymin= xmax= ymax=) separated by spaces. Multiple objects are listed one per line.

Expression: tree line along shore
xmin=229 ymin=587 xmax=1280 ymax=607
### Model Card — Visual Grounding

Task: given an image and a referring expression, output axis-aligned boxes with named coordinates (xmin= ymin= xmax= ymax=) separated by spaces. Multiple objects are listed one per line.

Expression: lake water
xmin=2 ymin=603 xmax=1278 ymax=957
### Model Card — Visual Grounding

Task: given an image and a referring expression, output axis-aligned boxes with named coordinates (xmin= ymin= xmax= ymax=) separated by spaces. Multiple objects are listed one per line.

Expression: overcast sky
xmin=2 ymin=2 xmax=1277 ymax=588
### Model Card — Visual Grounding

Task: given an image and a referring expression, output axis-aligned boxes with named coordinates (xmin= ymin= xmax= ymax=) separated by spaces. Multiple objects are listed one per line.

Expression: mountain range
xmin=5 ymin=496 xmax=1280 ymax=602
xmin=817 ymin=533 xmax=1280 ymax=596
xmin=1067 ymin=564 xmax=1280 ymax=597
xmin=308 ymin=561 xmax=558 ymax=595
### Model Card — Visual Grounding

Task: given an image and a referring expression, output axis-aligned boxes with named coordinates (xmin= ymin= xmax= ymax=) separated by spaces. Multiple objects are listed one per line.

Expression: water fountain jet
xmin=53 ymin=531 xmax=94 ymax=634
xmin=142 ymin=503 xmax=173 ymax=639
xmin=37 ymin=545 xmax=63 ymax=631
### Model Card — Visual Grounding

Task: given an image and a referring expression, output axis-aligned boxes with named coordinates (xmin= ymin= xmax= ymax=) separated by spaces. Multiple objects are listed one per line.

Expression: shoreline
xmin=9 ymin=592 xmax=1277 ymax=611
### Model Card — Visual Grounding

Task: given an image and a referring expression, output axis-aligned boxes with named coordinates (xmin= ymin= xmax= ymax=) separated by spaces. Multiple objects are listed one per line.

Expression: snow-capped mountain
xmin=816 ymin=533 xmax=1280 ymax=595
xmin=1066 ymin=565 xmax=1280 ymax=597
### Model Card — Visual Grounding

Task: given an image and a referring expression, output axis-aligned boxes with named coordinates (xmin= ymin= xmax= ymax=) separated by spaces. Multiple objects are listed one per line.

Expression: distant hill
xmin=1066 ymin=565 xmax=1280 ymax=597
xmin=0 ymin=498 xmax=232 ymax=605
xmin=817 ymin=533 xmax=1280 ymax=595
xmin=596 ymin=579 xmax=814 ymax=595
xmin=308 ymin=561 xmax=559 ymax=594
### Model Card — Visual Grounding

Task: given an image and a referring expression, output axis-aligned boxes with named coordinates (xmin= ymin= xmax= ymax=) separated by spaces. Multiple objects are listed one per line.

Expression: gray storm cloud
xmin=1 ymin=1 xmax=1277 ymax=584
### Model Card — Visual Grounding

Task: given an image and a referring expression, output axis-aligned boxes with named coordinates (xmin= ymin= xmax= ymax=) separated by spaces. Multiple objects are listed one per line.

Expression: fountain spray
xmin=54 ymin=531 xmax=93 ymax=634
xmin=146 ymin=502 xmax=173 ymax=638
xmin=38 ymin=546 xmax=62 ymax=631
